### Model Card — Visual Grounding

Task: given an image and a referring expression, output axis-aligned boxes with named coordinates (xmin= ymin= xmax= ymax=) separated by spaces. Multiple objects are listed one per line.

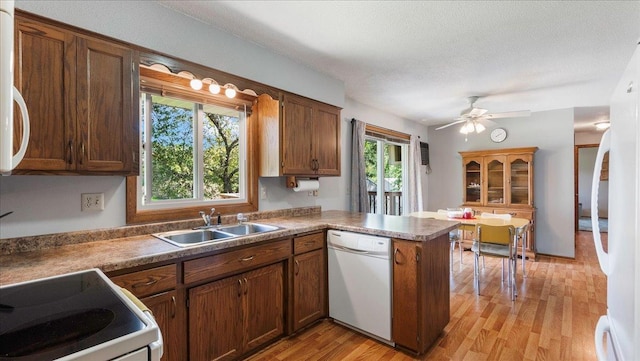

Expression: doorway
xmin=574 ymin=144 xmax=609 ymax=233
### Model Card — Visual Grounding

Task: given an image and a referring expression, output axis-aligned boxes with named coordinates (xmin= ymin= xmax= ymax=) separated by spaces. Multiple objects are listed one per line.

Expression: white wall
xmin=427 ymin=108 xmax=576 ymax=258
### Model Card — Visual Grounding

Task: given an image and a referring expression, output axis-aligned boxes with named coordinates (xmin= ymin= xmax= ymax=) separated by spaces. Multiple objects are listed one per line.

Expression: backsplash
xmin=0 ymin=206 xmax=321 ymax=255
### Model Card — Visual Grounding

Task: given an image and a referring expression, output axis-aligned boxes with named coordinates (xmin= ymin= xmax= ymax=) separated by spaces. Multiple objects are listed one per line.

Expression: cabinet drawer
xmin=493 ymin=209 xmax=533 ymax=220
xmin=184 ymin=239 xmax=292 ymax=285
xmin=294 ymin=232 xmax=324 ymax=255
xmin=111 ymin=264 xmax=177 ymax=298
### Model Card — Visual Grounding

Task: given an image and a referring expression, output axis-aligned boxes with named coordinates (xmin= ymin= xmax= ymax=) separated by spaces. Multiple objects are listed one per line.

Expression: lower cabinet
xmin=141 ymin=291 xmax=181 ymax=361
xmin=293 ymin=248 xmax=326 ymax=331
xmin=110 ymin=264 xmax=184 ymax=361
xmin=392 ymin=235 xmax=450 ymax=354
xmin=188 ymin=262 xmax=285 ymax=361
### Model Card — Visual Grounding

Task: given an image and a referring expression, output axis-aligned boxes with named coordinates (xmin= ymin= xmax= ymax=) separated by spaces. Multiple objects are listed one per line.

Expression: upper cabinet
xmin=257 ymin=93 xmax=341 ymax=177
xmin=460 ymin=147 xmax=537 ymax=208
xmin=13 ymin=15 xmax=137 ymax=175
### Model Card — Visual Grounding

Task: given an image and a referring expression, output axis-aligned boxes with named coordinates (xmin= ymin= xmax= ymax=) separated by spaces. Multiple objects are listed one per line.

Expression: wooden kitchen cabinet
xmin=392 ymin=236 xmax=450 ymax=355
xmin=188 ymin=262 xmax=285 ymax=361
xmin=13 ymin=14 xmax=137 ymax=175
xmin=110 ymin=264 xmax=185 ymax=361
xmin=256 ymin=93 xmax=341 ymax=177
xmin=292 ymin=232 xmax=326 ymax=332
xmin=460 ymin=147 xmax=538 ymax=257
xmin=141 ymin=290 xmax=181 ymax=361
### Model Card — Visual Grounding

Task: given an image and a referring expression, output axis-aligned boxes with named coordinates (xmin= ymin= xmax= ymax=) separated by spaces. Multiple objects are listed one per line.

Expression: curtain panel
xmin=350 ymin=119 xmax=369 ymax=212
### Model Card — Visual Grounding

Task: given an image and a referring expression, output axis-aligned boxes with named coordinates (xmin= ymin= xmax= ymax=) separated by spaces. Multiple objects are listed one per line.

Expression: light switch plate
xmin=82 ymin=193 xmax=104 ymax=211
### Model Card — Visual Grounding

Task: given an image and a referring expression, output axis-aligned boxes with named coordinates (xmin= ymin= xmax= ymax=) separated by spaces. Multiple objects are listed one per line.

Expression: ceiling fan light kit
xmin=436 ymin=96 xmax=530 ymax=138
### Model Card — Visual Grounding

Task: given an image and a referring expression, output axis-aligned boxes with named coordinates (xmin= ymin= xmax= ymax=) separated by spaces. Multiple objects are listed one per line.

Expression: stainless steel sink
xmin=218 ymin=223 xmax=280 ymax=236
xmin=153 ymin=229 xmax=237 ymax=247
xmin=153 ymin=223 xmax=281 ymax=247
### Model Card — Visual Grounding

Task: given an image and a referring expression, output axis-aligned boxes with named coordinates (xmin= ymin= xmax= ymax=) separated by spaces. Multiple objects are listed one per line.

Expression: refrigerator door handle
xmin=591 ymin=129 xmax=610 ymax=275
xmin=594 ymin=315 xmax=611 ymax=361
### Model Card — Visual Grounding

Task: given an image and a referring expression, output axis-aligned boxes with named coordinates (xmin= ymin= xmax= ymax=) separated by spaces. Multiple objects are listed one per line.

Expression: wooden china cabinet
xmin=459 ymin=147 xmax=538 ymax=259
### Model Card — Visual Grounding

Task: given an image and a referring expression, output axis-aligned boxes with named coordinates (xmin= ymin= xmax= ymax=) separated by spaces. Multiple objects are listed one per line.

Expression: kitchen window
xmin=126 ymin=59 xmax=259 ymax=224
xmin=138 ymin=93 xmax=247 ymax=209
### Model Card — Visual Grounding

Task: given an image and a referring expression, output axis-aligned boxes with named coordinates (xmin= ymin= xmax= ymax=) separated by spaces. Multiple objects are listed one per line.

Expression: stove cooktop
xmin=0 ymin=269 xmax=148 ymax=360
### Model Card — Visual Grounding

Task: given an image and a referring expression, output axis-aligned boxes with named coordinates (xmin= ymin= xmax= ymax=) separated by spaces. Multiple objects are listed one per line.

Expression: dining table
xmin=409 ymin=211 xmax=531 ymax=275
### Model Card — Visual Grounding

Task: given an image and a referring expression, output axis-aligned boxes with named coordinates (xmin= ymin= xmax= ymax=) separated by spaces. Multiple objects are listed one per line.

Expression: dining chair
xmin=471 ymin=223 xmax=517 ymax=301
xmin=479 ymin=212 xmax=530 ymax=276
xmin=437 ymin=209 xmax=464 ymax=265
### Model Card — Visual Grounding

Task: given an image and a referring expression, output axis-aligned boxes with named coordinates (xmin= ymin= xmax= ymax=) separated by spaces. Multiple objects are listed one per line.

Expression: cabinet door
xmin=14 ymin=19 xmax=76 ymax=171
xmin=484 ymin=155 xmax=506 ymax=206
xmin=76 ymin=37 xmax=135 ymax=173
xmin=507 ymin=153 xmax=534 ymax=206
xmin=282 ymin=95 xmax=314 ymax=175
xmin=392 ymin=240 xmax=419 ymax=351
xmin=313 ymin=103 xmax=340 ymax=176
xmin=189 ymin=276 xmax=243 ymax=361
xmin=462 ymin=157 xmax=483 ymax=205
xmin=142 ymin=291 xmax=183 ymax=361
xmin=243 ymin=262 xmax=284 ymax=352
xmin=293 ymin=249 xmax=326 ymax=331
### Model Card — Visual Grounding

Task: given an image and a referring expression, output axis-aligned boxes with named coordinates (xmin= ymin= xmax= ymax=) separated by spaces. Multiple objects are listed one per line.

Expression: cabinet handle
xmin=171 ymin=296 xmax=176 ymax=318
xmin=132 ymin=279 xmax=157 ymax=289
xmin=314 ymin=159 xmax=319 ymax=170
xmin=238 ymin=279 xmax=242 ymax=297
xmin=295 ymin=260 xmax=300 ymax=275
xmin=79 ymin=142 xmax=85 ymax=165
xmin=243 ymin=277 xmax=248 ymax=295
xmin=240 ymin=255 xmax=255 ymax=262
xmin=67 ymin=140 xmax=73 ymax=164
xmin=394 ymin=248 xmax=400 ymax=264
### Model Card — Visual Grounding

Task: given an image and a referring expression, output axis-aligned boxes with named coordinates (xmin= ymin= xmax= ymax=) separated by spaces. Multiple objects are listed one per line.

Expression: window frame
xmin=364 ymin=125 xmax=410 ymax=216
xmin=138 ymin=94 xmax=248 ymax=210
xmin=126 ymin=57 xmax=260 ymax=224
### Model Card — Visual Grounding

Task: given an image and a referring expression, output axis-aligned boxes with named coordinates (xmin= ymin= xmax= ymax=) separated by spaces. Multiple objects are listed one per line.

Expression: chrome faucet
xmin=199 ymin=208 xmax=216 ymax=227
xmin=237 ymin=212 xmax=248 ymax=224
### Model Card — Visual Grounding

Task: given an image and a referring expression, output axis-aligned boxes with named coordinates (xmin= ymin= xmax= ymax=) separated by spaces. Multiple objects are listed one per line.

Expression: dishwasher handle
xmin=329 ymin=244 xmax=371 ymax=254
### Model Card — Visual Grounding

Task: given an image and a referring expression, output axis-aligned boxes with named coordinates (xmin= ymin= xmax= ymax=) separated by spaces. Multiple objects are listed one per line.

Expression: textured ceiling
xmin=157 ymin=1 xmax=640 ymax=129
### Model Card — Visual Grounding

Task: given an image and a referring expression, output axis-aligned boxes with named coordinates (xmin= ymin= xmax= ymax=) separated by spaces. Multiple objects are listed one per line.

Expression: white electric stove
xmin=0 ymin=269 xmax=162 ymax=360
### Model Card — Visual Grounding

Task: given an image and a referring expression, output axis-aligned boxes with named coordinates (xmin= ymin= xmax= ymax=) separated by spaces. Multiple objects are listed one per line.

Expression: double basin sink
xmin=153 ymin=223 xmax=281 ymax=247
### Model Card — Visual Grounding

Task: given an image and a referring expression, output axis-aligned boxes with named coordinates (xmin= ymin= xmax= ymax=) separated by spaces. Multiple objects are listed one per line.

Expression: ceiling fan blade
xmin=468 ymin=107 xmax=488 ymax=117
xmin=435 ymin=119 xmax=466 ymax=130
xmin=484 ymin=110 xmax=531 ymax=119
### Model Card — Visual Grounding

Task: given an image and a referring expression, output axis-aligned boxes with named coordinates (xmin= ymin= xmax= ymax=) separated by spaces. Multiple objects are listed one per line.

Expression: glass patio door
xmin=364 ymin=138 xmax=407 ymax=215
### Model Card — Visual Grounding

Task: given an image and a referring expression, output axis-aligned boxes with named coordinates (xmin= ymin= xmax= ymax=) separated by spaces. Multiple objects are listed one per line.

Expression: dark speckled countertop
xmin=0 ymin=210 xmax=458 ymax=286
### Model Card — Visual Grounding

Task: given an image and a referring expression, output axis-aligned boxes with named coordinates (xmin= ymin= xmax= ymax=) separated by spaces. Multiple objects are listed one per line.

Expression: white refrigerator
xmin=592 ymin=42 xmax=639 ymax=361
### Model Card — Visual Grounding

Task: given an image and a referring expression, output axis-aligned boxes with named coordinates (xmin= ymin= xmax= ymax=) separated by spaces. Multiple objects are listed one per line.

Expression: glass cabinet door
xmin=508 ymin=154 xmax=533 ymax=205
xmin=463 ymin=158 xmax=482 ymax=204
xmin=485 ymin=156 xmax=506 ymax=205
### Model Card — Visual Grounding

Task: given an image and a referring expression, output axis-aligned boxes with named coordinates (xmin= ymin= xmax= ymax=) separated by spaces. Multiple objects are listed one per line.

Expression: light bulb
xmin=464 ymin=122 xmax=475 ymax=133
xmin=224 ymin=84 xmax=237 ymax=98
xmin=190 ymin=78 xmax=203 ymax=90
xmin=475 ymin=123 xmax=486 ymax=133
xmin=209 ymin=82 xmax=220 ymax=94
xmin=459 ymin=125 xmax=469 ymax=134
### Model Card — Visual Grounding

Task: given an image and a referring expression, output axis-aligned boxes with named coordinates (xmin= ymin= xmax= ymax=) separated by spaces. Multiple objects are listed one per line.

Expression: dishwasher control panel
xmin=327 ymin=230 xmax=390 ymax=256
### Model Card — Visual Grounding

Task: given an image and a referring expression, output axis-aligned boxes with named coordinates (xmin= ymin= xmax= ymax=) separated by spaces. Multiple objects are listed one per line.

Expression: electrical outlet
xmin=81 ymin=193 xmax=104 ymax=211
xmin=313 ymin=190 xmax=319 ymax=197
xmin=260 ymin=186 xmax=267 ymax=200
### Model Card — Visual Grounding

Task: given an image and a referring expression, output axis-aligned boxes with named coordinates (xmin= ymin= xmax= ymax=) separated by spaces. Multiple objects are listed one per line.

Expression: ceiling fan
xmin=435 ymin=96 xmax=531 ymax=135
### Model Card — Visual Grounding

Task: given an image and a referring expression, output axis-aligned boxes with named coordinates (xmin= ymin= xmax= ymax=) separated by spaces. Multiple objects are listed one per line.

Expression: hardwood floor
xmin=246 ymin=231 xmax=607 ymax=361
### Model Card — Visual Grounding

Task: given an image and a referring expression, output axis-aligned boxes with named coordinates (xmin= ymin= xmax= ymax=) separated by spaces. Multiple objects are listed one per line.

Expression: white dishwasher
xmin=327 ymin=229 xmax=393 ymax=345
